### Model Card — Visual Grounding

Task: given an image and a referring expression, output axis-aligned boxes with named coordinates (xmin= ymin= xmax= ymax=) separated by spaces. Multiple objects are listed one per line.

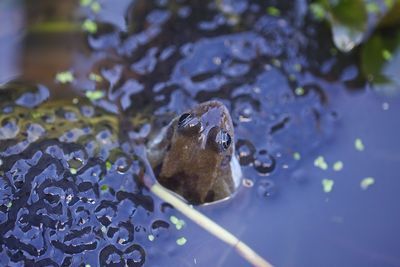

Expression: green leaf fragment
xmin=384 ymin=0 xmax=395 ymax=8
xmin=70 ymin=168 xmax=77 ymax=175
xmin=100 ymin=185 xmax=108 ymax=191
xmin=176 ymin=237 xmax=187 ymax=246
xmin=293 ymin=152 xmax=301 ymax=160
xmin=170 ymin=215 xmax=179 ymax=224
xmin=355 ymin=138 xmax=365 ymax=151
xmin=309 ymin=3 xmax=325 ymax=20
xmin=6 ymin=202 xmax=12 ymax=208
xmin=106 ymin=161 xmax=112 ymax=171
xmin=293 ymin=63 xmax=302 ymax=72
xmin=32 ymin=111 xmax=44 ymax=119
xmin=361 ymin=31 xmax=400 ymax=96
xmin=80 ymin=0 xmax=92 ymax=6
xmin=91 ymin=2 xmax=101 ymax=13
xmin=314 ymin=156 xmax=328 ymax=170
xmin=85 ymin=264 xmax=91 ymax=267
xmin=382 ymin=49 xmax=393 ymax=61
xmin=170 ymin=215 xmax=185 ymax=230
xmin=333 ymin=161 xmax=343 ymax=171
xmin=295 ymin=87 xmax=305 ymax=96
xmin=55 ymin=71 xmax=74 ymax=84
xmin=89 ymin=73 xmax=103 ymax=82
xmin=366 ymin=2 xmax=380 ymax=14
xmin=85 ymin=90 xmax=105 ymax=101
xmin=272 ymin=59 xmax=281 ymax=67
xmin=361 ymin=177 xmax=375 ymax=190
xmin=322 ymin=179 xmax=334 ymax=193
xmin=267 ymin=6 xmax=280 ymax=16
xmin=82 ymin=19 xmax=97 ymax=33
xmin=148 ymin=234 xmax=155 ymax=241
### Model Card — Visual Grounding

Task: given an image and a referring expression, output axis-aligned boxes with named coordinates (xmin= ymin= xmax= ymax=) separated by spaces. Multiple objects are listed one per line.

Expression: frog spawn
xmin=0 ymin=96 xmax=175 ymax=266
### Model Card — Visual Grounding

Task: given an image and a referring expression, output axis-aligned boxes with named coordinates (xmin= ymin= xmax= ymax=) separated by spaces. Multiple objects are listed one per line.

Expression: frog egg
xmin=236 ymin=140 xmax=255 ymax=165
xmin=116 ymin=156 xmax=132 ymax=174
xmin=125 ymin=244 xmax=146 ymax=265
xmin=0 ymin=118 xmax=19 ymax=140
xmin=151 ymin=219 xmax=169 ymax=238
xmin=80 ymin=105 xmax=95 ymax=117
xmin=2 ymin=106 xmax=13 ymax=113
xmin=64 ymin=111 xmax=78 ymax=122
xmin=42 ymin=113 xmax=56 ymax=124
xmin=253 ymin=149 xmax=276 ymax=175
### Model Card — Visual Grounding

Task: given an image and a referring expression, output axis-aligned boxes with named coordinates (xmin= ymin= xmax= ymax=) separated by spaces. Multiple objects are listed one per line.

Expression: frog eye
xmin=177 ymin=113 xmax=201 ymax=133
xmin=218 ymin=130 xmax=232 ymax=150
xmin=207 ymin=127 xmax=232 ymax=152
xmin=178 ymin=113 xmax=192 ymax=127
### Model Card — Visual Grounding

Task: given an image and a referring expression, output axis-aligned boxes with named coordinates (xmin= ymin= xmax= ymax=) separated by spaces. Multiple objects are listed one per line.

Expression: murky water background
xmin=1 ymin=0 xmax=400 ymax=266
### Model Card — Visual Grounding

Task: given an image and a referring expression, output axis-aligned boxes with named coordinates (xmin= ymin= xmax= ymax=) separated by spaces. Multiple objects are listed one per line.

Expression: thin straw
xmin=150 ymin=182 xmax=273 ymax=267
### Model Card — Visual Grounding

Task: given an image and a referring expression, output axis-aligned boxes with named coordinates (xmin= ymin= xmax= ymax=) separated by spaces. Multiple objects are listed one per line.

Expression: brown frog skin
xmin=147 ymin=100 xmax=242 ymax=205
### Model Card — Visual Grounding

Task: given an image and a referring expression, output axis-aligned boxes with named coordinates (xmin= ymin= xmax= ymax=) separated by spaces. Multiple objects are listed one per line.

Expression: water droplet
xmin=382 ymin=102 xmax=389 ymax=110
xmin=233 ymin=98 xmax=259 ymax=123
xmin=243 ymin=178 xmax=254 ymax=188
xmin=66 ymin=194 xmax=73 ymax=203
xmin=213 ymin=56 xmax=222 ymax=65
xmin=257 ymin=179 xmax=276 ymax=197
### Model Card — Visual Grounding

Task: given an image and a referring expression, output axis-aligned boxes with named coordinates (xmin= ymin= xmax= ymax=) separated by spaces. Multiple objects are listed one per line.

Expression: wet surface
xmin=1 ymin=0 xmax=400 ymax=266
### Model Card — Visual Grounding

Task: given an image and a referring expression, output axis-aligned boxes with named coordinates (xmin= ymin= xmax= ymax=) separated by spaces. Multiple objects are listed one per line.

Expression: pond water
xmin=1 ymin=0 xmax=399 ymax=266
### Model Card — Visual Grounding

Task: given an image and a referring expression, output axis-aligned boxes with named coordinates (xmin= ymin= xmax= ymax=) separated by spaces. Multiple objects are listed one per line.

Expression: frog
xmin=146 ymin=100 xmax=242 ymax=205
